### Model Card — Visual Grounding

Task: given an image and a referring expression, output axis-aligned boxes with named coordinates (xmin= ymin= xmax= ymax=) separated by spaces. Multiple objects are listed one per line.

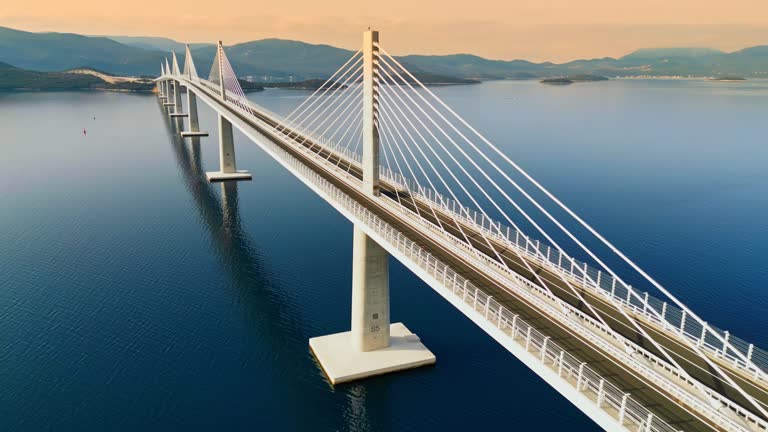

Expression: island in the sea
xmin=709 ymin=76 xmax=746 ymax=82
xmin=540 ymin=74 xmax=609 ymax=85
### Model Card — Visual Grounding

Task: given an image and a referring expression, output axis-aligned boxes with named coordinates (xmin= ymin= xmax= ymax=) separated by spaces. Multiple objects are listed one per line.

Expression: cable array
xmin=373 ymin=45 xmax=767 ymax=417
xmin=182 ymin=44 xmax=199 ymax=80
xmin=171 ymin=51 xmax=181 ymax=76
xmin=219 ymin=48 xmax=254 ymax=116
xmin=208 ymin=48 xmax=221 ymax=86
xmin=272 ymin=50 xmax=365 ymax=166
xmin=179 ymin=39 xmax=768 ymax=421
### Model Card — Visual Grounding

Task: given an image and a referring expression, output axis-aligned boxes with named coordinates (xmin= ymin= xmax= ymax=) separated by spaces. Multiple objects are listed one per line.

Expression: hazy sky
xmin=3 ymin=0 xmax=768 ymax=61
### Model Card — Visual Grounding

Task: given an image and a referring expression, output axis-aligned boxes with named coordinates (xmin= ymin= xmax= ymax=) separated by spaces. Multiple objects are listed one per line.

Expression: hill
xmin=2 ymin=26 xmax=768 ymax=82
xmin=189 ymin=39 xmax=358 ymax=81
xmin=0 ymin=61 xmax=104 ymax=90
xmin=0 ymin=62 xmax=155 ymax=91
xmin=620 ymin=47 xmax=726 ymax=60
xmin=0 ymin=26 xmax=167 ymax=76
xmin=395 ymin=54 xmax=543 ymax=80
xmin=104 ymin=36 xmax=213 ymax=53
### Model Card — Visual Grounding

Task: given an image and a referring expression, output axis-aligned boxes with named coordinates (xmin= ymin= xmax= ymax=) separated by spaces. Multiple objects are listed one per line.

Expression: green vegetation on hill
xmin=190 ymin=39 xmax=358 ymax=82
xmin=0 ymin=26 xmax=166 ymax=76
xmin=0 ymin=62 xmax=155 ymax=91
xmin=238 ymin=80 xmax=265 ymax=92
xmin=620 ymin=48 xmax=726 ymax=60
xmin=104 ymin=36 xmax=212 ymax=53
xmin=0 ymin=62 xmax=103 ymax=90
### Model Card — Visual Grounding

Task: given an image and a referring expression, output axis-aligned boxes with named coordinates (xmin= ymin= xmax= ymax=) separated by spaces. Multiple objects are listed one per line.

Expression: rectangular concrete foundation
xmin=181 ymin=131 xmax=209 ymax=137
xmin=205 ymin=170 xmax=252 ymax=182
xmin=310 ymin=322 xmax=435 ymax=384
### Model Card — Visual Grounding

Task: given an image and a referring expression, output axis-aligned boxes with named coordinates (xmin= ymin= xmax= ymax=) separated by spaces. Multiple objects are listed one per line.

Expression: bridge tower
xmin=180 ymin=89 xmax=209 ymax=139
xmin=310 ymin=29 xmax=435 ymax=385
xmin=205 ymin=41 xmax=252 ymax=182
xmin=162 ymin=59 xmax=176 ymax=110
xmin=157 ymin=63 xmax=166 ymax=100
xmin=169 ymin=52 xmax=189 ymax=128
xmin=180 ymin=44 xmax=209 ymax=139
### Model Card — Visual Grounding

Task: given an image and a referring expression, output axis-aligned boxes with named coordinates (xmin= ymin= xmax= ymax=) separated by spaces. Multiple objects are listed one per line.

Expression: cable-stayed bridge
xmin=155 ymin=31 xmax=768 ymax=432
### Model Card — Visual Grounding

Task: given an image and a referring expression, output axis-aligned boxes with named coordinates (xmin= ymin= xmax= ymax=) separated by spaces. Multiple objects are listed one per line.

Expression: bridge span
xmin=154 ymin=31 xmax=768 ymax=432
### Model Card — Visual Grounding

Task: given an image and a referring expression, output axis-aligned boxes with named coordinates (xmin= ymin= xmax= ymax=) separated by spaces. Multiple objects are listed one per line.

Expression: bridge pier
xmin=309 ymin=29 xmax=434 ymax=385
xmin=162 ymin=80 xmax=175 ymax=108
xmin=205 ymin=114 xmax=251 ymax=182
xmin=351 ymin=225 xmax=390 ymax=351
xmin=181 ymin=89 xmax=209 ymax=138
xmin=174 ymin=80 xmax=183 ymax=111
xmin=310 ymin=224 xmax=435 ymax=385
xmin=164 ymin=80 xmax=181 ymax=110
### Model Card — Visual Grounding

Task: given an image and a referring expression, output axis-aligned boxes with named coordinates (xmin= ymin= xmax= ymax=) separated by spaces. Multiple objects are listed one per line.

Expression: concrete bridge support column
xmin=162 ymin=80 xmax=175 ymax=109
xmin=169 ymin=80 xmax=189 ymax=124
xmin=181 ymin=90 xmax=209 ymax=138
xmin=351 ymin=224 xmax=390 ymax=351
xmin=173 ymin=80 xmax=182 ymax=112
xmin=309 ymin=29 xmax=435 ymax=385
xmin=205 ymin=114 xmax=251 ymax=182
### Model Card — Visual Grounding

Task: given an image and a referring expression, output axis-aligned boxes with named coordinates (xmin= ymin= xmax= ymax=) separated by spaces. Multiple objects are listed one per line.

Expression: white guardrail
xmin=181 ymin=77 xmax=767 ymax=432
xmin=378 ymin=166 xmax=768 ymax=381
xmin=231 ymin=75 xmax=767 ymax=382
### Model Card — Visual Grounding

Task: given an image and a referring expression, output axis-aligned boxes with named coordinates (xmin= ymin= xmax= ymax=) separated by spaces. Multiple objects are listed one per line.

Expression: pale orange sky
xmin=3 ymin=0 xmax=768 ymax=62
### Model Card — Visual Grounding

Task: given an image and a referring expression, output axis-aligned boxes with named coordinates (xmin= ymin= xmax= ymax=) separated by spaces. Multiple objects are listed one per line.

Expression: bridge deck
xmin=183 ymin=78 xmax=766 ymax=431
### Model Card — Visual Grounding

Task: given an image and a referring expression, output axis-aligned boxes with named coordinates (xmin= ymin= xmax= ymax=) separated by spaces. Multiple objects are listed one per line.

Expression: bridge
xmin=154 ymin=30 xmax=768 ymax=432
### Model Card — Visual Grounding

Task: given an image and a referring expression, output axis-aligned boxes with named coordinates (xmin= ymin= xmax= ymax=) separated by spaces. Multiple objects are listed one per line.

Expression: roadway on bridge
xmin=182 ymin=77 xmax=766 ymax=431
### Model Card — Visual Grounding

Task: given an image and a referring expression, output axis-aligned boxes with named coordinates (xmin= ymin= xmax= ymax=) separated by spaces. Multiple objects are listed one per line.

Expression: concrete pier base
xmin=181 ymin=90 xmax=205 ymax=138
xmin=181 ymin=131 xmax=209 ymax=138
xmin=310 ymin=323 xmax=435 ymax=384
xmin=205 ymin=170 xmax=252 ymax=182
xmin=206 ymin=114 xmax=249 ymax=183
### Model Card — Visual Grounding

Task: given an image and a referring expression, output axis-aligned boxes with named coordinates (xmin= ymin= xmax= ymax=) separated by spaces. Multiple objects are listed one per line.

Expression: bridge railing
xmin=185 ymin=78 xmax=767 ymax=430
xmin=195 ymin=72 xmax=767 ymax=381
xmin=377 ymin=164 xmax=768 ymax=381
xmin=245 ymin=115 xmax=684 ymax=432
xmin=204 ymin=74 xmax=767 ymax=381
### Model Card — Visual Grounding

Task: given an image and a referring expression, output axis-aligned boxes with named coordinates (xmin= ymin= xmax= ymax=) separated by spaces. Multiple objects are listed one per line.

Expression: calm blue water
xmin=1 ymin=79 xmax=766 ymax=431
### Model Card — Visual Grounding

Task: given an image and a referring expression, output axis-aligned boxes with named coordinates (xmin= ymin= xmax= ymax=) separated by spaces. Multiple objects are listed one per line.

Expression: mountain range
xmin=1 ymin=26 xmax=767 ymax=82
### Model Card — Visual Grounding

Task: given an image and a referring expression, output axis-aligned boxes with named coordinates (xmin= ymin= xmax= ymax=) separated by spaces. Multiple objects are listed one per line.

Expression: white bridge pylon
xmin=156 ymin=30 xmax=768 ymax=432
xmin=310 ymin=30 xmax=437 ymax=383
